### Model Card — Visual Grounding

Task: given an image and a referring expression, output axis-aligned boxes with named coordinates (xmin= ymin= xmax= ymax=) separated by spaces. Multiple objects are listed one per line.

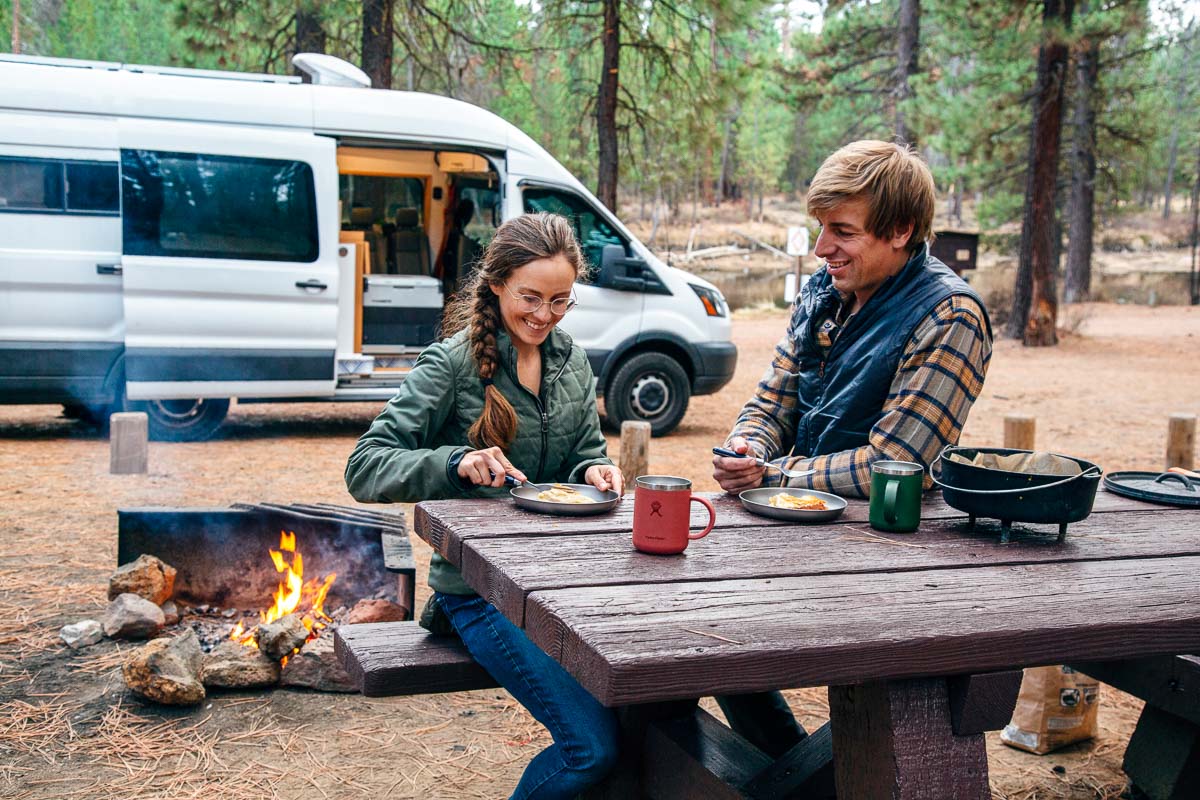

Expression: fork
xmin=712 ymin=447 xmax=816 ymax=479
xmin=502 ymin=475 xmax=557 ymax=492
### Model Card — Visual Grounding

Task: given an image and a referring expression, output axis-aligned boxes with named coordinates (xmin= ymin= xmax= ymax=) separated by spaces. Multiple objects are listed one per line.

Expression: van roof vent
xmin=292 ymin=54 xmax=371 ymax=88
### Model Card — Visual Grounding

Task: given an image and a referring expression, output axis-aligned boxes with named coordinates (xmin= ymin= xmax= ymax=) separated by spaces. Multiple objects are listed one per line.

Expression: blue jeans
xmin=435 ymin=592 xmax=619 ymax=800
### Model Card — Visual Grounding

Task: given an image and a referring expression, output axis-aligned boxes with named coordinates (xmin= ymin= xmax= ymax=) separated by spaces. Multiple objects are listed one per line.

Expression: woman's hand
xmin=712 ymin=436 xmax=766 ymax=494
xmin=457 ymin=447 xmax=527 ymax=488
xmin=585 ymin=464 xmax=625 ymax=496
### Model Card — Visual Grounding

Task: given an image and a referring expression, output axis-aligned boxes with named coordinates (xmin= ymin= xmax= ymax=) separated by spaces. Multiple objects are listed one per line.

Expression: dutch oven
xmin=931 ymin=445 xmax=1102 ymax=543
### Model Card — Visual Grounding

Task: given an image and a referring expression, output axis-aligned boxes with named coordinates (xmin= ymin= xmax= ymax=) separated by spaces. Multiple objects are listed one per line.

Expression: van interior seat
xmin=388 ymin=208 xmax=430 ymax=276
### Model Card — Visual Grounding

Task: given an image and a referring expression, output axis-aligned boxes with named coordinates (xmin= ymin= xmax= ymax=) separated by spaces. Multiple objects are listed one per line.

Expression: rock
xmin=279 ymin=637 xmax=356 ymax=693
xmin=256 ymin=614 xmax=310 ymax=661
xmin=161 ymin=600 xmax=180 ymax=626
xmin=60 ymin=620 xmax=104 ymax=649
xmin=108 ymin=554 xmax=176 ymax=606
xmin=103 ymin=593 xmax=166 ymax=639
xmin=122 ymin=629 xmax=205 ymax=705
xmin=346 ymin=598 xmax=408 ymax=625
xmin=201 ymin=641 xmax=280 ymax=689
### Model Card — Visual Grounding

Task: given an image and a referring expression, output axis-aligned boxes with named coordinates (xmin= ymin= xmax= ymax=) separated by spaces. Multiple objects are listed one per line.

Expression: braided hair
xmin=442 ymin=213 xmax=586 ymax=450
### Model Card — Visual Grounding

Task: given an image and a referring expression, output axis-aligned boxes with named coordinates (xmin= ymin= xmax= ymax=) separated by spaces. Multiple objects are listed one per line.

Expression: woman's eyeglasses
xmin=503 ymin=283 xmax=578 ymax=316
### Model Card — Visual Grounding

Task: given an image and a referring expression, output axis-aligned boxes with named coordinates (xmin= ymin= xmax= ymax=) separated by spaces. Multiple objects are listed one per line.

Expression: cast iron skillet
xmin=508 ymin=482 xmax=621 ymax=516
xmin=930 ymin=445 xmax=1102 ymax=542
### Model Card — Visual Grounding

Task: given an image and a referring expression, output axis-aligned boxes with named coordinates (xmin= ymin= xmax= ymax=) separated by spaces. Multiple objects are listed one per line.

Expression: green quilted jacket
xmin=345 ymin=326 xmax=612 ymax=594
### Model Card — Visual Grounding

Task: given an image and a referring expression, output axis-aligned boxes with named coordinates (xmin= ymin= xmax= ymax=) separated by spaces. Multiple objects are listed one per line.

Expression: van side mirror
xmin=600 ymin=244 xmax=652 ymax=292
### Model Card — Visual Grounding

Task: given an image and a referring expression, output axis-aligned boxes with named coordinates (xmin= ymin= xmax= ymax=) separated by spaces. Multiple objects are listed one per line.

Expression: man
xmin=711 ymin=140 xmax=992 ymax=755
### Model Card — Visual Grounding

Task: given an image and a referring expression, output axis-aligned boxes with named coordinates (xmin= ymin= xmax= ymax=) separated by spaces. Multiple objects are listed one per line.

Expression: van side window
xmin=66 ymin=162 xmax=119 ymax=213
xmin=121 ymin=150 xmax=318 ymax=263
xmin=0 ymin=157 xmax=118 ymax=215
xmin=523 ymin=187 xmax=626 ymax=278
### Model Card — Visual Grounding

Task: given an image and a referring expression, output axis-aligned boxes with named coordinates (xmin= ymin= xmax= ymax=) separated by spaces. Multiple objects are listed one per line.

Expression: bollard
xmin=110 ymin=412 xmax=149 ymax=474
xmin=1166 ymin=414 xmax=1196 ymax=471
xmin=1003 ymin=415 xmax=1036 ymax=451
xmin=619 ymin=421 xmax=651 ymax=483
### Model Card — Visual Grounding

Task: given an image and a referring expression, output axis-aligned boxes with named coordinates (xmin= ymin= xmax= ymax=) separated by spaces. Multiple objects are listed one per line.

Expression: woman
xmin=346 ymin=212 xmax=623 ymax=800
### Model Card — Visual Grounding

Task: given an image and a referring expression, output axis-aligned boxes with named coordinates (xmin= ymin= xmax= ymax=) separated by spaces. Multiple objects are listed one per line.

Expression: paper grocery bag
xmin=1000 ymin=666 xmax=1100 ymax=754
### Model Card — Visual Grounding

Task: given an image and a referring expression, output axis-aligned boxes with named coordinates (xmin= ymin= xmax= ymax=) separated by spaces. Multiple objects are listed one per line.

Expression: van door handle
xmin=295 ymin=279 xmax=328 ymax=291
xmin=96 ymin=263 xmax=123 ymax=275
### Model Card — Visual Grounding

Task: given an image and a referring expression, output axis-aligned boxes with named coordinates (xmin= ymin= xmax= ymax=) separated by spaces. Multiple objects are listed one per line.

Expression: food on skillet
xmin=536 ymin=485 xmax=596 ymax=504
xmin=768 ymin=492 xmax=828 ymax=511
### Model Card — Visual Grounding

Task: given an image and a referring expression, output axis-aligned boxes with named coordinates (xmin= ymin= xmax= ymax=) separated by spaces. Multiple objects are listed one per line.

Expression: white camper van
xmin=0 ymin=54 xmax=735 ymax=440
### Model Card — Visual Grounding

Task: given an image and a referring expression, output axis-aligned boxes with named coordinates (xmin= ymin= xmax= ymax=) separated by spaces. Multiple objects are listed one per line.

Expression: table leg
xmin=828 ymin=677 xmax=990 ymax=800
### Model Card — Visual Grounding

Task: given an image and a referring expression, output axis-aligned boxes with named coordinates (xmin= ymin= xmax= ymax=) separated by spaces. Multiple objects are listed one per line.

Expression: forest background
xmin=3 ymin=0 xmax=1198 ymax=343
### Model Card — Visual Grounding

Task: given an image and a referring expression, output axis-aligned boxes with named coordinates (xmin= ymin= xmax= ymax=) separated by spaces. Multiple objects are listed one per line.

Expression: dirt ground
xmin=1 ymin=302 xmax=1197 ymax=799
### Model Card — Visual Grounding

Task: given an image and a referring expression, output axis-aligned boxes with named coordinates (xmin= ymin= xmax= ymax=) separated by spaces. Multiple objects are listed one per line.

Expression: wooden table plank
xmin=521 ymin=555 xmax=1200 ymax=706
xmin=461 ymin=509 xmax=1200 ymax=627
xmin=414 ymin=488 xmax=1158 ymax=566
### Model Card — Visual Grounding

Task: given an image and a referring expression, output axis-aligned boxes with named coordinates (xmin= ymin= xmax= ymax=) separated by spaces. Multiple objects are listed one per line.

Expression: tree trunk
xmin=1008 ymin=0 xmax=1073 ymax=346
xmin=361 ymin=0 xmax=394 ymax=90
xmin=295 ymin=2 xmax=326 ymax=81
xmin=717 ymin=112 xmax=735 ymax=206
xmin=1064 ymin=9 xmax=1098 ymax=304
xmin=785 ymin=106 xmax=809 ymax=198
xmin=894 ymin=0 xmax=920 ymax=146
xmin=1190 ymin=138 xmax=1200 ymax=305
xmin=1162 ymin=26 xmax=1196 ymax=220
xmin=595 ymin=0 xmax=620 ymax=212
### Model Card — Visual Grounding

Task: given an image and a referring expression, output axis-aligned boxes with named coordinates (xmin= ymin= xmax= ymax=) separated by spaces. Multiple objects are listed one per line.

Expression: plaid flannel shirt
xmin=729 ymin=294 xmax=991 ymax=498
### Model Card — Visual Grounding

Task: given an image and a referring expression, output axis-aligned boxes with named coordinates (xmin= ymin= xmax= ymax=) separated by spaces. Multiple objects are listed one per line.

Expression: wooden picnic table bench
xmin=336 ymin=488 xmax=1200 ymax=799
xmin=1071 ymin=653 xmax=1200 ymax=800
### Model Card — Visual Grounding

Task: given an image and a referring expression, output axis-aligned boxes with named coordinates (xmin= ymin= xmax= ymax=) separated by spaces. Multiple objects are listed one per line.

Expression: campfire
xmin=60 ymin=502 xmax=418 ymax=705
xmin=229 ymin=530 xmax=337 ymax=662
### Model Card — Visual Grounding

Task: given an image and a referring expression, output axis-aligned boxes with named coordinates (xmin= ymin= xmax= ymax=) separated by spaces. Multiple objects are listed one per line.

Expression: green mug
xmin=869 ymin=461 xmax=923 ymax=533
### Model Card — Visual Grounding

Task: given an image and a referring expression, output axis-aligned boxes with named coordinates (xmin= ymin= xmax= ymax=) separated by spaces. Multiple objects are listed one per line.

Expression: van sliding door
xmin=118 ymin=119 xmax=338 ymax=401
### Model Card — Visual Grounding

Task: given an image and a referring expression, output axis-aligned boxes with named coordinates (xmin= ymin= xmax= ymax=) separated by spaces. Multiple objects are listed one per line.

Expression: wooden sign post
xmin=1003 ymin=415 xmax=1036 ymax=451
xmin=110 ymin=412 xmax=149 ymax=474
xmin=619 ymin=421 xmax=651 ymax=483
xmin=1166 ymin=414 xmax=1196 ymax=471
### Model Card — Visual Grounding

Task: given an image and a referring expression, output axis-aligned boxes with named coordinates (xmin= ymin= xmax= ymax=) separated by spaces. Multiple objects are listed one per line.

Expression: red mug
xmin=632 ymin=476 xmax=716 ymax=555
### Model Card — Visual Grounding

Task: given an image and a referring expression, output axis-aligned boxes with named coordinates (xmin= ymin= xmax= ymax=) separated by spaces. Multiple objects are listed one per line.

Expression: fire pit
xmin=117 ymin=502 xmax=414 ymax=627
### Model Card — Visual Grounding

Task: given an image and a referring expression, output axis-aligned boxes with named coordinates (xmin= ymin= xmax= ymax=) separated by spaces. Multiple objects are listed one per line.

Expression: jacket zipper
xmin=505 ymin=349 xmax=571 ymax=483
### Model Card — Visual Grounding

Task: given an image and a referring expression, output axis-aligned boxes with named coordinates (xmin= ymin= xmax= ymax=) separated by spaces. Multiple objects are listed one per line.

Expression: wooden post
xmin=619 ymin=421 xmax=651 ymax=482
xmin=1167 ymin=414 xmax=1196 ymax=470
xmin=109 ymin=412 xmax=148 ymax=474
xmin=1003 ymin=415 xmax=1036 ymax=451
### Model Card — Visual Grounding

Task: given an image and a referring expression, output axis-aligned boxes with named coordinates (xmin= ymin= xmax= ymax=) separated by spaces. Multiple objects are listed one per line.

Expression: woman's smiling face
xmin=491 ymin=254 xmax=577 ymax=351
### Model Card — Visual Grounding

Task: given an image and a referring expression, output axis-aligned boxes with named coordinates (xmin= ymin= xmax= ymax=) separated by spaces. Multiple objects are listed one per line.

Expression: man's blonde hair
xmin=806 ymin=140 xmax=935 ymax=253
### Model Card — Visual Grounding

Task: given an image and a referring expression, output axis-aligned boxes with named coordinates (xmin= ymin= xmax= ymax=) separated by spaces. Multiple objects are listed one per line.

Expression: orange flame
xmin=230 ymin=530 xmax=337 ymax=656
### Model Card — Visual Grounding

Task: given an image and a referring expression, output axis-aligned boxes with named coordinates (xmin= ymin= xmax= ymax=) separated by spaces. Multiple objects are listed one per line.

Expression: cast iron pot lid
xmin=1102 ymin=471 xmax=1200 ymax=508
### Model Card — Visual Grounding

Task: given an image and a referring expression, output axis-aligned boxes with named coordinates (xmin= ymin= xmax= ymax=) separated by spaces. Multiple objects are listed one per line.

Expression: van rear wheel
xmin=604 ymin=352 xmax=690 ymax=437
xmin=130 ymin=398 xmax=230 ymax=441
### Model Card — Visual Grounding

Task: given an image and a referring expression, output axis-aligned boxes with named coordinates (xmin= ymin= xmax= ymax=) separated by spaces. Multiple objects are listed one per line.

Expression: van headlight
xmin=689 ymin=284 xmax=727 ymax=317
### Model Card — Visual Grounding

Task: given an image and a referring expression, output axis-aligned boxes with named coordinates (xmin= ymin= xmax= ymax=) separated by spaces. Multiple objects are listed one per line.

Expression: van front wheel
xmin=130 ymin=398 xmax=230 ymax=442
xmin=604 ymin=352 xmax=690 ymax=437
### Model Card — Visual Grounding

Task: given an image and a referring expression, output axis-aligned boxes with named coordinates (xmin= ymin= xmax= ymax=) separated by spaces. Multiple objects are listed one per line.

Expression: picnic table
xmin=406 ymin=488 xmax=1200 ymax=799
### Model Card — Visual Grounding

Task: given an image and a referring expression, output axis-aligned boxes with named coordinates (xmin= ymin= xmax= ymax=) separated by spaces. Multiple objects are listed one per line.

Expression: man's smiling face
xmin=813 ymin=197 xmax=914 ymax=310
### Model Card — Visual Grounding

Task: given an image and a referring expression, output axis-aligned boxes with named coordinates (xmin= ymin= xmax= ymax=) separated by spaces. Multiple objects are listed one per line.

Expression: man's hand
xmin=585 ymin=464 xmax=625 ymax=496
xmin=712 ymin=436 xmax=766 ymax=494
xmin=457 ymin=447 xmax=526 ymax=488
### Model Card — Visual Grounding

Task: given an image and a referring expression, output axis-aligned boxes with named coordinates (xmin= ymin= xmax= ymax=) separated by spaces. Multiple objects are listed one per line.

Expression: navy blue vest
xmin=792 ymin=245 xmax=989 ymax=458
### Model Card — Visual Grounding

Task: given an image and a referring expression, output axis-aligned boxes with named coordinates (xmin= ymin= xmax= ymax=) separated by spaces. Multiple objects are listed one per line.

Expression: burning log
xmin=108 ymin=553 xmax=176 ymax=606
xmin=123 ymin=629 xmax=205 ymax=706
